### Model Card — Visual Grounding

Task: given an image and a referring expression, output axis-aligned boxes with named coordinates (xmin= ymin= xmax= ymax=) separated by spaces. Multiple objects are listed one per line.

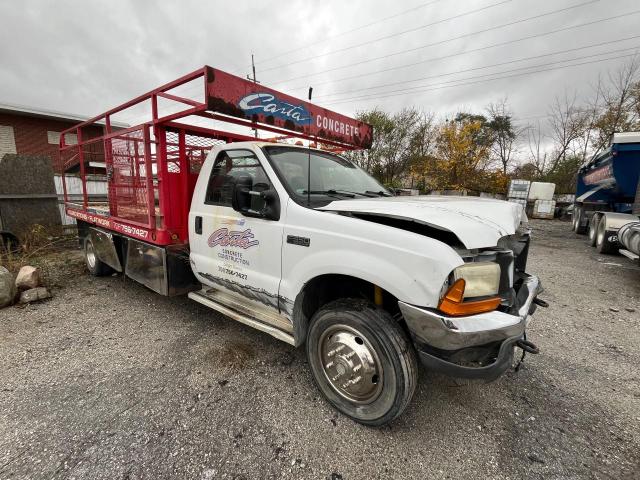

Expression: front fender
xmin=279 ymin=201 xmax=464 ymax=308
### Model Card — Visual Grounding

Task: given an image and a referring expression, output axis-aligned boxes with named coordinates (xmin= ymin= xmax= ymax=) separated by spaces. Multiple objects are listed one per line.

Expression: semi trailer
xmin=59 ymin=66 xmax=544 ymax=425
xmin=573 ymin=132 xmax=640 ymax=259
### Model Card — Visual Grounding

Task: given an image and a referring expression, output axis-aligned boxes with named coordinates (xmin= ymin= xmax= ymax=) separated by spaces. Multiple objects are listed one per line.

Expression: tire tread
xmin=309 ymin=298 xmax=418 ymax=426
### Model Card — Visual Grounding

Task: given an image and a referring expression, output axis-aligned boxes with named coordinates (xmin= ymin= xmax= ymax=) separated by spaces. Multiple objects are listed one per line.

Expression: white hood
xmin=318 ymin=195 xmax=525 ymax=249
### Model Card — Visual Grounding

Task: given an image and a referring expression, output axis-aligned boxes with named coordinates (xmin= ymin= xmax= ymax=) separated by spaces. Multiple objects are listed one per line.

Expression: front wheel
xmin=306 ymin=299 xmax=418 ymax=426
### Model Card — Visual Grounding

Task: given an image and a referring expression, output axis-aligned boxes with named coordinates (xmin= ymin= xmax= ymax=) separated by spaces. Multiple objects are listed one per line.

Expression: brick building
xmin=0 ymin=104 xmax=124 ymax=236
xmin=0 ymin=103 xmax=110 ymax=172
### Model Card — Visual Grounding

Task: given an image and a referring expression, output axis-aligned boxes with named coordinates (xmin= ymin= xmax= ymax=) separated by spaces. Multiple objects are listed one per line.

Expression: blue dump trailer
xmin=573 ymin=132 xmax=640 ymax=260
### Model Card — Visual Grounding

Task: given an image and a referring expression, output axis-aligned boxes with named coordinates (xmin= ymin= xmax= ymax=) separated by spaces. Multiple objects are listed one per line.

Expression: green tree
xmin=346 ymin=107 xmax=424 ymax=186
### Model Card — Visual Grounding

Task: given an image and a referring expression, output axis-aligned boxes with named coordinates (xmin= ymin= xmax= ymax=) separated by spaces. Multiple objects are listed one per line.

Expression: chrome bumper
xmin=398 ymin=274 xmax=541 ymax=351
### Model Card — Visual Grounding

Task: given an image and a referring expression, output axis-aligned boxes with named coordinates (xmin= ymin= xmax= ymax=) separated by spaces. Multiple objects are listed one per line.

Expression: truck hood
xmin=318 ymin=195 xmax=525 ymax=249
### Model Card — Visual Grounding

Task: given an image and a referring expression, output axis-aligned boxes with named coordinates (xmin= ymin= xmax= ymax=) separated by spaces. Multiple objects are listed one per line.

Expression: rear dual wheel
xmin=588 ymin=214 xmax=601 ymax=247
xmin=573 ymin=205 xmax=587 ymax=234
xmin=83 ymin=237 xmax=113 ymax=276
xmin=306 ymin=299 xmax=418 ymax=426
xmin=595 ymin=216 xmax=617 ymax=254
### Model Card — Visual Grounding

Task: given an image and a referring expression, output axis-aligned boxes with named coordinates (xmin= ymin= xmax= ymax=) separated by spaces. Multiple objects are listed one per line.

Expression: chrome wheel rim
xmin=597 ymin=219 xmax=606 ymax=246
xmin=86 ymin=240 xmax=96 ymax=269
xmin=318 ymin=324 xmax=383 ymax=404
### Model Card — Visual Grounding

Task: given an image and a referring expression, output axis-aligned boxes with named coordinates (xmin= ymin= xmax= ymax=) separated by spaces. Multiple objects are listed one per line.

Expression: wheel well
xmin=292 ymin=274 xmax=404 ymax=346
xmin=77 ymin=221 xmax=129 ymax=267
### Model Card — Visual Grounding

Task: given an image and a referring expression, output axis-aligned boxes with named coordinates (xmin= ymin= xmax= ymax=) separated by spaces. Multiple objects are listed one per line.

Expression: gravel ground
xmin=0 ymin=220 xmax=639 ymax=480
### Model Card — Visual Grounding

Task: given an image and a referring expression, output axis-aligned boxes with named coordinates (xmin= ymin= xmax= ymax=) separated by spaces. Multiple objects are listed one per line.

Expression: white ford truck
xmin=63 ymin=67 xmax=544 ymax=426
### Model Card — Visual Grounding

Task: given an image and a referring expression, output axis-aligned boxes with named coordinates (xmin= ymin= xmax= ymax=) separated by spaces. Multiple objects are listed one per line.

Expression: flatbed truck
xmin=60 ymin=66 xmax=544 ymax=425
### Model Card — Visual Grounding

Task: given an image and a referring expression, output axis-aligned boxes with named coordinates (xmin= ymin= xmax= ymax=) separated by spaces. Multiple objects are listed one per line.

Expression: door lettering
xmin=207 ymin=228 xmax=259 ymax=249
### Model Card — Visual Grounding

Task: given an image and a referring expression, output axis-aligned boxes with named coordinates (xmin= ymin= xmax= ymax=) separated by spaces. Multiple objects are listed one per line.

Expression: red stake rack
xmin=59 ymin=66 xmax=372 ymax=246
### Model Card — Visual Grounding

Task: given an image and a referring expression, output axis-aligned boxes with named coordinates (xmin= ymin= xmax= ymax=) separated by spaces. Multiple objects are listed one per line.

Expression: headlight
xmin=453 ymin=262 xmax=500 ymax=299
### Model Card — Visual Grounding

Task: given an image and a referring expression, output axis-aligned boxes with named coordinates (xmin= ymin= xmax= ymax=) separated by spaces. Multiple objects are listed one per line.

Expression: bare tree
xmin=380 ymin=108 xmax=423 ymax=185
xmin=409 ymin=112 xmax=437 ymax=159
xmin=526 ymin=120 xmax=548 ymax=176
xmin=591 ymin=55 xmax=640 ymax=154
xmin=486 ymin=99 xmax=524 ymax=174
xmin=573 ymin=75 xmax=604 ymax=163
xmin=546 ymin=92 xmax=589 ymax=173
xmin=407 ymin=112 xmax=438 ymax=188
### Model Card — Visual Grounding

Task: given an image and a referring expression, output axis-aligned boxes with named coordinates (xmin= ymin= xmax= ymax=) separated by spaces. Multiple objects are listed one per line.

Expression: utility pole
xmin=247 ymin=54 xmax=260 ymax=138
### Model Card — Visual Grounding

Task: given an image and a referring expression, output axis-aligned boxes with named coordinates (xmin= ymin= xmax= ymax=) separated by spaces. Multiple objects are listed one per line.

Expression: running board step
xmin=188 ymin=291 xmax=295 ymax=345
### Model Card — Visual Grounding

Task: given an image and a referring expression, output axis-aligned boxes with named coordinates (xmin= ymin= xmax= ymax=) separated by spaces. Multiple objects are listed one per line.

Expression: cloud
xmin=1 ymin=0 xmax=638 ymax=136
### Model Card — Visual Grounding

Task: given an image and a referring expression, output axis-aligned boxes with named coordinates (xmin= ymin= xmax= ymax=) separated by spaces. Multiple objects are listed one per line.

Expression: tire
xmin=574 ymin=206 xmax=587 ymax=234
xmin=595 ymin=217 xmax=617 ymax=254
xmin=306 ymin=298 xmax=418 ymax=426
xmin=0 ymin=231 xmax=20 ymax=254
xmin=588 ymin=214 xmax=601 ymax=247
xmin=84 ymin=237 xmax=113 ymax=276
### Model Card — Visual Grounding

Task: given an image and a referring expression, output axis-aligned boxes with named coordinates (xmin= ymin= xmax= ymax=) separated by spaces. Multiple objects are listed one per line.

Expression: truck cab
xmin=187 ymin=142 xmax=543 ymax=425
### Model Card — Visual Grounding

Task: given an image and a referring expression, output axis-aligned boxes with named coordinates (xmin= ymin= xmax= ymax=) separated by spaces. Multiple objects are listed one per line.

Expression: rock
xmin=609 ymin=307 xmax=620 ymax=312
xmin=15 ymin=266 xmax=41 ymax=290
xmin=625 ymin=307 xmax=636 ymax=312
xmin=19 ymin=287 xmax=51 ymax=304
xmin=0 ymin=267 xmax=16 ymax=308
xmin=527 ymin=453 xmax=545 ymax=464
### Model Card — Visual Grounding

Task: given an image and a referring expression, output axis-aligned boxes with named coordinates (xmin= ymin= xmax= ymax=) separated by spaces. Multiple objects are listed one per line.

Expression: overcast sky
xmin=1 ymin=0 xmax=639 ymax=133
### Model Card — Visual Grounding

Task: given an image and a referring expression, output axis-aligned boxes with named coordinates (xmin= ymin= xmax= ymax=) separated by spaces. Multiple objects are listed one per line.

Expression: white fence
xmin=54 ymin=174 xmax=108 ymax=226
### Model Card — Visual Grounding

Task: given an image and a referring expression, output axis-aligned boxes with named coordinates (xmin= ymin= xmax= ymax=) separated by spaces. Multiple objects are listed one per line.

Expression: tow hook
xmin=514 ymin=336 xmax=539 ymax=372
xmin=533 ymin=297 xmax=549 ymax=308
xmin=516 ymin=338 xmax=540 ymax=355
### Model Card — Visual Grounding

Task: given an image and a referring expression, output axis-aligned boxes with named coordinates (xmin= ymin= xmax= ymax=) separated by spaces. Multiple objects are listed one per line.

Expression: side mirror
xmin=260 ymin=189 xmax=280 ymax=221
xmin=231 ymin=176 xmax=280 ymax=221
xmin=231 ymin=175 xmax=252 ymax=212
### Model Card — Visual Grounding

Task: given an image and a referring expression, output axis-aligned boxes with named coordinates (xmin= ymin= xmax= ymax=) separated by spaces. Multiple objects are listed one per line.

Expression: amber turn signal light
xmin=438 ymin=278 xmax=501 ymax=316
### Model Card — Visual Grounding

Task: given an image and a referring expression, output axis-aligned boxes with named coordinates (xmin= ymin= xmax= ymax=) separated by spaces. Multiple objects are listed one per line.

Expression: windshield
xmin=262 ymin=146 xmax=389 ymax=205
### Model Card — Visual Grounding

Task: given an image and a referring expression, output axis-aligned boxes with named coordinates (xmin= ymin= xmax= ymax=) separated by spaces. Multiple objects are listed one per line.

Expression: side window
xmin=205 ymin=149 xmax=272 ymax=209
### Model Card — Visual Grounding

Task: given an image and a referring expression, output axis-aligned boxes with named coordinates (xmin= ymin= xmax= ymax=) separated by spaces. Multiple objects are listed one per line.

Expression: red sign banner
xmin=205 ymin=67 xmax=373 ymax=148
xmin=583 ymin=164 xmax=614 ymax=186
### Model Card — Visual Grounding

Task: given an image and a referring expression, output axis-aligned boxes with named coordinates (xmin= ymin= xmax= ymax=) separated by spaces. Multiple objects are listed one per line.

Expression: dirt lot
xmin=1 ymin=220 xmax=639 ymax=479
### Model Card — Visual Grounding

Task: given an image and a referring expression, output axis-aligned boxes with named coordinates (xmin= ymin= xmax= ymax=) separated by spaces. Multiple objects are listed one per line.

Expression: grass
xmin=0 ymin=224 xmax=82 ymax=288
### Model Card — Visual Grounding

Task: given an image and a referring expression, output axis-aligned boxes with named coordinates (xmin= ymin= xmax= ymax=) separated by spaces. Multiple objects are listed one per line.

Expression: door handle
xmin=195 ymin=216 xmax=202 ymax=234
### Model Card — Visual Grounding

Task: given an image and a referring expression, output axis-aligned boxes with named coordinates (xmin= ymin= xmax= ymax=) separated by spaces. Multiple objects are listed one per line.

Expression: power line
xmin=322 ymin=50 xmax=639 ymax=106
xmin=259 ymin=0 xmax=515 ymax=76
xmin=250 ymin=0 xmax=446 ymax=68
xmin=316 ymin=35 xmax=640 ymax=100
xmin=271 ymin=0 xmax=600 ymax=86
xmin=286 ymin=8 xmax=640 ymax=91
xmin=324 ymin=48 xmax=640 ymax=104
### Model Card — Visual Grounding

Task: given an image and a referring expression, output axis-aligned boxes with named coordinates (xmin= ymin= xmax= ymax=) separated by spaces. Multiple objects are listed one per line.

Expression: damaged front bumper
xmin=398 ymin=274 xmax=541 ymax=380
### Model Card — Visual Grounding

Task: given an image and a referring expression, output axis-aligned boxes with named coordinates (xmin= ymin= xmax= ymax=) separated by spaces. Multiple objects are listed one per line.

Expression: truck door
xmin=189 ymin=147 xmax=284 ymax=312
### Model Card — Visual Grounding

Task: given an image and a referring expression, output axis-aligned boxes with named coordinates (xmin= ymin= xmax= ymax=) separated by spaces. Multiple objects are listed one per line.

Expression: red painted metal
xmin=59 ymin=66 xmax=372 ymax=246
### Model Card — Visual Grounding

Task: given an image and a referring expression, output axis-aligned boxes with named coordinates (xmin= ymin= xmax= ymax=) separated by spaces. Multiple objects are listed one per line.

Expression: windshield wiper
xmin=303 ymin=189 xmax=356 ymax=198
xmin=303 ymin=189 xmax=382 ymax=198
xmin=365 ymin=190 xmax=393 ymax=197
